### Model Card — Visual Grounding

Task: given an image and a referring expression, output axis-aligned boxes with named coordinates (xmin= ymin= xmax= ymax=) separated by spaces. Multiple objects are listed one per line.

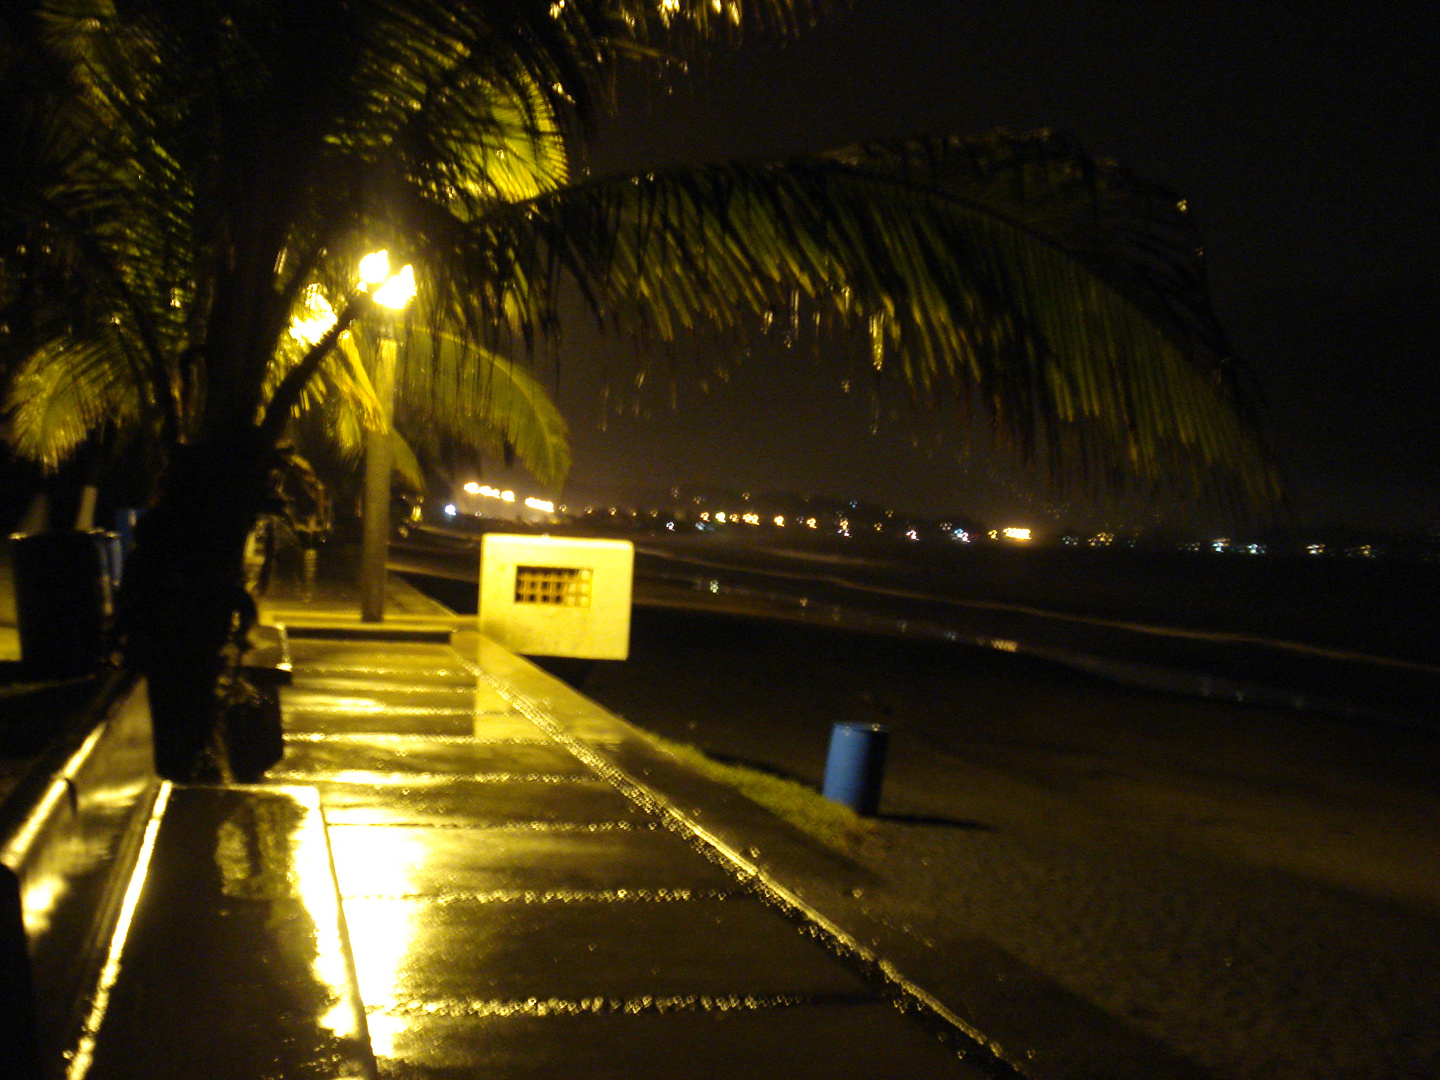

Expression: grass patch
xmin=642 ymin=731 xmax=872 ymax=853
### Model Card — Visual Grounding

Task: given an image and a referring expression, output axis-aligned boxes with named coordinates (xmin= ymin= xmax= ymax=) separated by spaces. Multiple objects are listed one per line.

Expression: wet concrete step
xmin=77 ymin=784 xmax=375 ymax=1080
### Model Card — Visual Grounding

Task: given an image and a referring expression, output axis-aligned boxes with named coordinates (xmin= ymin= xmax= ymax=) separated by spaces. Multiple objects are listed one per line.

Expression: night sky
xmin=500 ymin=0 xmax=1439 ymax=535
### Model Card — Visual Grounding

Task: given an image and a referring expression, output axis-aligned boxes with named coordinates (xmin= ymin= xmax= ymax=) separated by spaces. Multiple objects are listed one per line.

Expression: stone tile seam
xmin=454 ymin=650 xmax=1024 ymax=1079
xmin=276 ymin=771 xmax=593 ymax=784
xmin=326 ymin=821 xmax=653 ymax=833
xmin=291 ymin=667 xmax=475 ymax=678
xmin=286 ymin=704 xmax=515 ymax=718
xmin=362 ymin=990 xmax=884 ymax=1019
xmin=285 ymin=733 xmax=548 ymax=745
xmin=340 ymin=887 xmax=741 ymax=904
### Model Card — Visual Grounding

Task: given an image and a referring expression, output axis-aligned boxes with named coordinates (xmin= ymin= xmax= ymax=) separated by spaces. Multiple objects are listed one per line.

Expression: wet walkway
xmin=245 ymin=558 xmax=996 ymax=1078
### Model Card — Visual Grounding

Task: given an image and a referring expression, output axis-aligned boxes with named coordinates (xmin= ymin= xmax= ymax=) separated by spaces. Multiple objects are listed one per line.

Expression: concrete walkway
xmin=67 ymin=562 xmax=1003 ymax=1079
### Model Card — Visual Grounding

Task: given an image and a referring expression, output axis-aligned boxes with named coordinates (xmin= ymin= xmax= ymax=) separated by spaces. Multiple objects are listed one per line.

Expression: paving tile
xmin=82 ymin=786 xmax=373 ymax=1080
xmin=314 ymin=777 xmax=642 ymax=827
xmin=287 ymin=641 xmax=465 ymax=670
xmin=270 ymin=737 xmax=590 ymax=779
xmin=284 ymin=713 xmax=476 ymax=738
xmin=342 ymin=895 xmax=875 ymax=1007
xmin=367 ymin=1002 xmax=990 ymax=1079
xmin=328 ymin=822 xmax=737 ymax=898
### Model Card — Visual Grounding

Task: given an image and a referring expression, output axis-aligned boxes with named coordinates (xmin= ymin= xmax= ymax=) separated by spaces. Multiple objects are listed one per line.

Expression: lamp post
xmin=357 ymin=252 xmax=415 ymax=622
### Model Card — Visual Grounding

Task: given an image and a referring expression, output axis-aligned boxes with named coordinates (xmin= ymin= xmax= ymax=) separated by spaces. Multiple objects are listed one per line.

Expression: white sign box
xmin=478 ymin=534 xmax=634 ymax=660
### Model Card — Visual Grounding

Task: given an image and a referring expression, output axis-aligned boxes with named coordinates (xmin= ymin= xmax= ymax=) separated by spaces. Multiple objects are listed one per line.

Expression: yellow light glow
xmin=372 ymin=264 xmax=416 ymax=309
xmin=774 ymin=515 xmax=785 ymax=527
xmin=499 ymin=490 xmax=515 ymax=503
xmin=524 ymin=497 xmax=555 ymax=513
xmin=358 ymin=250 xmax=391 ymax=286
xmin=22 ymin=872 xmax=68 ymax=939
xmin=463 ymin=481 xmax=482 ymax=495
xmin=288 ymin=285 xmax=338 ymax=345
xmin=716 ymin=512 xmax=727 ymax=523
xmin=1002 ymin=527 xmax=1032 ymax=542
xmin=290 ymin=801 xmax=358 ymax=1040
xmin=334 ymin=830 xmax=428 ymax=1017
xmin=806 ymin=517 xmax=817 ymax=529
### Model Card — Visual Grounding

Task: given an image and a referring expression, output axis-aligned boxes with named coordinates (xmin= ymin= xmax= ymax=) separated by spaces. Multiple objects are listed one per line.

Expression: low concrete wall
xmin=0 ymin=675 xmax=157 ymax=1080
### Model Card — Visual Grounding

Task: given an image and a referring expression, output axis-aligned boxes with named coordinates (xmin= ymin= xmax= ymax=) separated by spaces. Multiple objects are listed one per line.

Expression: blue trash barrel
xmin=822 ymin=722 xmax=888 ymax=816
xmin=112 ymin=508 xmax=142 ymax=588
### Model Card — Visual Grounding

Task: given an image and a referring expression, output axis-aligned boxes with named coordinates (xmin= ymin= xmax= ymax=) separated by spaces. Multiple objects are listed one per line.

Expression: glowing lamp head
xmin=358 ymin=250 xmax=391 ymax=287
xmin=359 ymin=250 xmax=416 ymax=310
xmin=372 ymin=264 xmax=415 ymax=310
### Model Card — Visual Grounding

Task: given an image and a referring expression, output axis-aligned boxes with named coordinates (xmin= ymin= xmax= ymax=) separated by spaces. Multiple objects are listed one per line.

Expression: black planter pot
xmin=10 ymin=530 xmax=111 ymax=678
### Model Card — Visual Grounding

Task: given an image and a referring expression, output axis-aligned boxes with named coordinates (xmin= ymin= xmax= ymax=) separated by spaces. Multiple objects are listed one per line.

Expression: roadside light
xmin=372 ymin=265 xmax=416 ymax=309
xmin=462 ymin=482 xmax=482 ymax=495
xmin=358 ymin=250 xmax=416 ymax=310
xmin=358 ymin=250 xmax=391 ymax=287
xmin=357 ymin=248 xmax=413 ymax=622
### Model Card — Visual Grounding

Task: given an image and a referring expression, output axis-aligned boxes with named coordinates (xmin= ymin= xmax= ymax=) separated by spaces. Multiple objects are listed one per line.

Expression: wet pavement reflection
xmin=271 ymin=638 xmax=990 ymax=1078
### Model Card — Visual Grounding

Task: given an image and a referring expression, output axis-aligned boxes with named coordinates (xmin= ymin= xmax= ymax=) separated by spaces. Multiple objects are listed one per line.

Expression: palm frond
xmin=413 ymin=135 xmax=1271 ymax=502
xmin=390 ymin=429 xmax=426 ymax=494
xmin=393 ymin=331 xmax=570 ymax=488
xmin=4 ymin=330 xmax=142 ymax=468
xmin=3 ymin=2 xmax=1266 ymax=514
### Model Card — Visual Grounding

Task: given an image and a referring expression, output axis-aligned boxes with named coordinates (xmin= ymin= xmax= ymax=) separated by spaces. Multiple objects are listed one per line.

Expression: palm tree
xmin=0 ymin=0 xmax=1271 ymax=780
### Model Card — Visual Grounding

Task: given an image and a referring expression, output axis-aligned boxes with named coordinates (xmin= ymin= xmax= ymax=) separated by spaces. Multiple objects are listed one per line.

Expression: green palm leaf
xmin=407 ymin=136 xmax=1271 ymax=502
xmin=392 ymin=331 xmax=571 ymax=488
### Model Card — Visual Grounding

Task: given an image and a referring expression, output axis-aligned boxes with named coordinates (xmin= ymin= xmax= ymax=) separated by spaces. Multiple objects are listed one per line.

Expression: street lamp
xmin=358 ymin=250 xmax=415 ymax=622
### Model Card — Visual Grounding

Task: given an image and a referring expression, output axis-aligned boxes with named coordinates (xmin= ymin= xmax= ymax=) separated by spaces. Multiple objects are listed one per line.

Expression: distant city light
xmin=774 ymin=515 xmax=785 ymax=527
xmin=467 ymin=484 xmax=519 ymax=504
xmin=443 ymin=503 xmax=457 ymax=517
xmin=524 ymin=497 xmax=555 ymax=513
xmin=1001 ymin=527 xmax=1032 ymax=542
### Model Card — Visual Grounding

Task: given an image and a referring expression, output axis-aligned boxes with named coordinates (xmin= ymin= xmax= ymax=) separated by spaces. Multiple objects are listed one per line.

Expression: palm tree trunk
xmin=117 ymin=426 xmax=274 ymax=781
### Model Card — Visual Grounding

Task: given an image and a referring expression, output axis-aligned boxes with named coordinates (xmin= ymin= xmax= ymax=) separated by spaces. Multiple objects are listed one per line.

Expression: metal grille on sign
xmin=514 ymin=565 xmax=593 ymax=607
